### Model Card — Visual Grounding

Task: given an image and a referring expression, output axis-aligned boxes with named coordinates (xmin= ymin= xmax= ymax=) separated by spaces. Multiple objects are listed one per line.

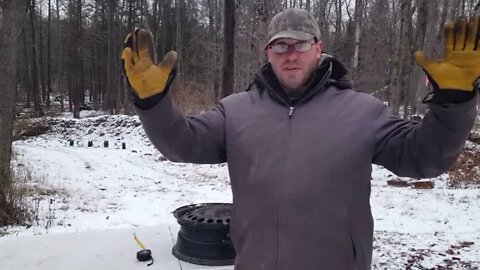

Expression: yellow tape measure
xmin=133 ymin=232 xmax=153 ymax=266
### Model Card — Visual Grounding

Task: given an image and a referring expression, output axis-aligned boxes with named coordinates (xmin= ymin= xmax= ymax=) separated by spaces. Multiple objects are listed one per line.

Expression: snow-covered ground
xmin=1 ymin=112 xmax=479 ymax=269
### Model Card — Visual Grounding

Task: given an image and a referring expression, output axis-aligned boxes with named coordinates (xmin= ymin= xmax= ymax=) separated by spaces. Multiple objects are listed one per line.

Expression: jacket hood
xmin=250 ymin=53 xmax=352 ymax=105
xmin=318 ymin=53 xmax=348 ymax=82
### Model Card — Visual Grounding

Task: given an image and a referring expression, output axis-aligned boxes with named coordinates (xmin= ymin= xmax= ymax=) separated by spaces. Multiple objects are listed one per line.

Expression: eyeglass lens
xmin=270 ymin=42 xmax=314 ymax=53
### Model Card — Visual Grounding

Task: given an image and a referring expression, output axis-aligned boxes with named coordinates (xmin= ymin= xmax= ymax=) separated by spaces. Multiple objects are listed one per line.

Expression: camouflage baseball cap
xmin=266 ymin=8 xmax=321 ymax=49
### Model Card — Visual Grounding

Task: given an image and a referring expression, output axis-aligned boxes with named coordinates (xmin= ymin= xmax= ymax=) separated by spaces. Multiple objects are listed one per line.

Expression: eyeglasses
xmin=269 ymin=41 xmax=316 ymax=54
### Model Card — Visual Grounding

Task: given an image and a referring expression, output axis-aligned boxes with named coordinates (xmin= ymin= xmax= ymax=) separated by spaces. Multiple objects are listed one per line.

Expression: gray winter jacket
xmin=136 ymin=58 xmax=477 ymax=270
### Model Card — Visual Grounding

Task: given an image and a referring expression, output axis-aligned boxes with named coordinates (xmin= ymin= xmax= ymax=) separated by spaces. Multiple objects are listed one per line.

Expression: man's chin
xmin=280 ymin=82 xmax=306 ymax=93
xmin=282 ymin=81 xmax=303 ymax=90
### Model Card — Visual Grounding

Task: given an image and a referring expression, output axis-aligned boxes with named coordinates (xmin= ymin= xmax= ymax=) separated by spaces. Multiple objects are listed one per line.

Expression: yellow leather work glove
xmin=415 ymin=16 xmax=480 ymax=103
xmin=121 ymin=28 xmax=178 ymax=99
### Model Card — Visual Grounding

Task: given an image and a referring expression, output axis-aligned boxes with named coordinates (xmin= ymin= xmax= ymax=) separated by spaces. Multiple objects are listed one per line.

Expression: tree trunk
xmin=410 ymin=0 xmax=428 ymax=115
xmin=38 ymin=3 xmax=47 ymax=105
xmin=208 ymin=0 xmax=221 ymax=97
xmin=221 ymin=0 xmax=235 ymax=98
xmin=214 ymin=0 xmax=222 ymax=99
xmin=351 ymin=0 xmax=363 ymax=87
xmin=315 ymin=0 xmax=330 ymax=52
xmin=56 ymin=0 xmax=64 ymax=112
xmin=390 ymin=0 xmax=412 ymax=116
xmin=92 ymin=46 xmax=99 ymax=110
xmin=333 ymin=0 xmax=343 ymax=56
xmin=72 ymin=0 xmax=82 ymax=119
xmin=22 ymin=29 xmax=32 ymax=108
xmin=175 ymin=0 xmax=183 ymax=82
xmin=46 ymin=0 xmax=52 ymax=108
xmin=104 ymin=0 xmax=115 ymax=113
xmin=0 ymin=0 xmax=27 ymax=225
xmin=29 ymin=0 xmax=43 ymax=117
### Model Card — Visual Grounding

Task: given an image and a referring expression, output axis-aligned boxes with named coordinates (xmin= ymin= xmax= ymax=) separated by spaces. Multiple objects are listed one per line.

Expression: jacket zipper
xmin=264 ymin=88 xmax=291 ymax=270
xmin=255 ymin=76 xmax=296 ymax=119
xmin=254 ymin=63 xmax=332 ymax=269
xmin=259 ymin=80 xmax=295 ymax=119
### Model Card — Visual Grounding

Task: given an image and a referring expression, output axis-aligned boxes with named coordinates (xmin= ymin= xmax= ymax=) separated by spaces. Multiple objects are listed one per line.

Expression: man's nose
xmin=285 ymin=47 xmax=299 ymax=60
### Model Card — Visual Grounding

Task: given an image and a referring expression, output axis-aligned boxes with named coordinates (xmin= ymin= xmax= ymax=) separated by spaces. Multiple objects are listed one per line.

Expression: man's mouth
xmin=283 ymin=67 xmax=301 ymax=76
xmin=284 ymin=67 xmax=300 ymax=70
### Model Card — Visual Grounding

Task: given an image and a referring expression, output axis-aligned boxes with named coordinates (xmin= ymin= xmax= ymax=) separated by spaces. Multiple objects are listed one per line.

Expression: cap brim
xmin=265 ymin=31 xmax=315 ymax=49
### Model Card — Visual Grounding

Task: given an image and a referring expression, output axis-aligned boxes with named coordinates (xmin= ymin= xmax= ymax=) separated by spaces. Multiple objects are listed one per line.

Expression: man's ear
xmin=265 ymin=47 xmax=270 ymax=60
xmin=315 ymin=41 xmax=323 ymax=59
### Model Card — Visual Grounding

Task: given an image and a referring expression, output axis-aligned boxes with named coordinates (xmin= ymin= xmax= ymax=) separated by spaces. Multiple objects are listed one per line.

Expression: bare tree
xmin=390 ymin=0 xmax=413 ymax=116
xmin=314 ymin=0 xmax=331 ymax=50
xmin=104 ymin=0 xmax=118 ymax=114
xmin=175 ymin=0 xmax=183 ymax=82
xmin=46 ymin=0 xmax=52 ymax=108
xmin=28 ymin=0 xmax=44 ymax=117
xmin=333 ymin=0 xmax=343 ymax=56
xmin=357 ymin=0 xmax=390 ymax=95
xmin=0 ymin=0 xmax=28 ymax=225
xmin=21 ymin=28 xmax=32 ymax=108
xmin=207 ymin=0 xmax=221 ymax=95
xmin=409 ymin=0 xmax=429 ymax=115
xmin=8 ymin=0 xmax=477 ymax=118
xmin=56 ymin=0 xmax=65 ymax=111
xmin=221 ymin=0 xmax=235 ymax=98
xmin=351 ymin=0 xmax=365 ymax=87
xmin=67 ymin=0 xmax=83 ymax=118
xmin=38 ymin=1 xmax=47 ymax=106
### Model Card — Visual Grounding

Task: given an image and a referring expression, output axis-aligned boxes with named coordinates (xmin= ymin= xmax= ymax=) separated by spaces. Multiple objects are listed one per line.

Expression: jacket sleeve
xmin=372 ymin=96 xmax=477 ymax=178
xmin=135 ymin=95 xmax=226 ymax=164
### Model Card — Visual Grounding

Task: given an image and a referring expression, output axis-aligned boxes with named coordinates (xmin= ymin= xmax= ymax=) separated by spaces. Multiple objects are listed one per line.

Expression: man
xmin=121 ymin=8 xmax=479 ymax=270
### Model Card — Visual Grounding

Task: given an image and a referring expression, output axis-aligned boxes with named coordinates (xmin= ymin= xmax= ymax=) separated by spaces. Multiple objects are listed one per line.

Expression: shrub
xmin=448 ymin=146 xmax=480 ymax=187
xmin=0 ymin=166 xmax=33 ymax=227
xmin=0 ymin=154 xmax=62 ymax=229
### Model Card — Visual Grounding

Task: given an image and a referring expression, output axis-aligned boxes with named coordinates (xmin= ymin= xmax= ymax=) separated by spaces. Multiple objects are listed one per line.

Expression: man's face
xmin=266 ymin=38 xmax=322 ymax=93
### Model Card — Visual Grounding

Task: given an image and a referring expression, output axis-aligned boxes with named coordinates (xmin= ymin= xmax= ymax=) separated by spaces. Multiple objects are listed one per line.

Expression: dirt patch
xmin=448 ymin=146 xmax=480 ymax=188
xmin=405 ymin=246 xmax=478 ymax=270
xmin=387 ymin=179 xmax=435 ymax=189
xmin=411 ymin=180 xmax=435 ymax=189
xmin=13 ymin=119 xmax=50 ymax=141
xmin=387 ymin=178 xmax=409 ymax=187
